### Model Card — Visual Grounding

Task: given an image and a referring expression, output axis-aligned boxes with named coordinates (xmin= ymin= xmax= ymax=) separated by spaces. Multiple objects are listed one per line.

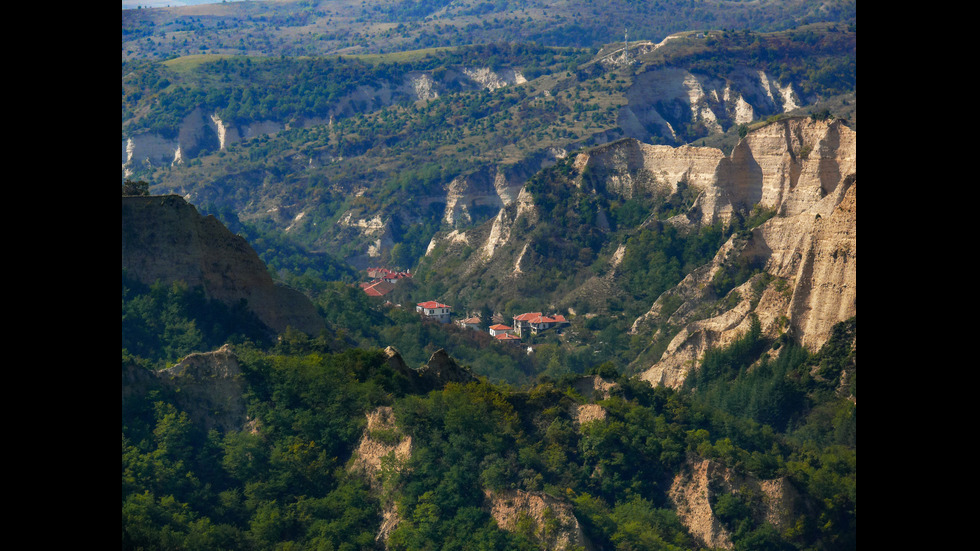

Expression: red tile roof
xmin=417 ymin=301 xmax=451 ymax=309
xmin=495 ymin=333 xmax=521 ymax=340
xmin=489 ymin=324 xmax=512 ymax=331
xmin=363 ymin=280 xmax=395 ymax=296
xmin=526 ymin=314 xmax=569 ymax=324
xmin=513 ymin=312 xmax=543 ymax=321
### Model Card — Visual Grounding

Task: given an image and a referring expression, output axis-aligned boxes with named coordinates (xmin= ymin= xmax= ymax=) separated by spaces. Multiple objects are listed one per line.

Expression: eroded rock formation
xmin=484 ymin=488 xmax=593 ymax=551
xmin=122 ymin=344 xmax=251 ymax=434
xmin=348 ymin=406 xmax=414 ymax=547
xmin=425 ymin=117 xmax=854 ymax=388
xmin=669 ymin=454 xmax=802 ymax=550
xmin=634 ymin=118 xmax=855 ymax=387
xmin=620 ymin=65 xmax=801 ymax=146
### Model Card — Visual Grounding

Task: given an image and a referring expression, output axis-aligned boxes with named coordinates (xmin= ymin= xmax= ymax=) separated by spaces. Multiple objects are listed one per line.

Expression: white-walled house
xmin=488 ymin=324 xmax=514 ymax=337
xmin=494 ymin=332 xmax=522 ymax=345
xmin=513 ymin=312 xmax=569 ymax=336
xmin=416 ymin=301 xmax=452 ymax=323
xmin=457 ymin=317 xmax=481 ymax=330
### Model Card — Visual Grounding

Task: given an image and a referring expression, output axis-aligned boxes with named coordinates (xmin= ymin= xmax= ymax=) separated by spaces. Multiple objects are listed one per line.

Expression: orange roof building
xmin=513 ymin=312 xmax=569 ymax=335
xmin=416 ymin=301 xmax=452 ymax=323
xmin=362 ymin=279 xmax=395 ymax=297
xmin=488 ymin=324 xmax=514 ymax=337
xmin=457 ymin=317 xmax=481 ymax=330
xmin=494 ymin=332 xmax=522 ymax=344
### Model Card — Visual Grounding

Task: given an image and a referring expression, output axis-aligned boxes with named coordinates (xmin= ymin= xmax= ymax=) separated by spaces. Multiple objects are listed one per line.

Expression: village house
xmin=362 ymin=268 xmax=412 ymax=296
xmin=512 ymin=312 xmax=543 ymax=337
xmin=367 ymin=267 xmax=413 ymax=282
xmin=360 ymin=279 xmax=395 ymax=297
xmin=528 ymin=314 xmax=568 ymax=335
xmin=456 ymin=316 xmax=481 ymax=330
xmin=494 ymin=332 xmax=522 ymax=345
xmin=416 ymin=301 xmax=452 ymax=323
xmin=488 ymin=324 xmax=515 ymax=337
xmin=513 ymin=312 xmax=569 ymax=336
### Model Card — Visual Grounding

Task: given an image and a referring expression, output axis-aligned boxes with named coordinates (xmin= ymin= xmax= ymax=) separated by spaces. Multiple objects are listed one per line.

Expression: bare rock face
xmin=571 ymin=374 xmax=618 ymax=402
xmin=669 ymin=458 xmax=734 ymax=549
xmin=122 ymin=344 xmax=251 ymax=433
xmin=122 ymin=195 xmax=324 ymax=336
xmin=669 ymin=455 xmax=802 ymax=550
xmin=418 ymin=349 xmax=477 ymax=387
xmin=574 ymin=403 xmax=607 ymax=425
xmin=442 ymin=168 xmax=505 ymax=227
xmin=349 ymin=406 xmax=413 ymax=487
xmin=157 ymin=344 xmax=250 ymax=433
xmin=634 ymin=118 xmax=855 ymax=387
xmin=573 ymin=138 xmax=727 ymax=203
xmin=620 ymin=65 xmax=801 ymax=146
xmin=484 ymin=489 xmax=593 ymax=551
xmin=348 ymin=406 xmax=414 ymax=547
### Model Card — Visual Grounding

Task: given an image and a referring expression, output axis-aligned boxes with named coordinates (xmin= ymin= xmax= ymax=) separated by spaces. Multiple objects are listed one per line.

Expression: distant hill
xmin=122 ymin=0 xmax=855 ymax=61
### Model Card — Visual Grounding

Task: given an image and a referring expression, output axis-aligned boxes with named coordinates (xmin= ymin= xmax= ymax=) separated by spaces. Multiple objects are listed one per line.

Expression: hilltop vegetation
xmin=123 ymin=43 xmax=591 ymax=138
xmin=122 ymin=0 xmax=855 ymax=61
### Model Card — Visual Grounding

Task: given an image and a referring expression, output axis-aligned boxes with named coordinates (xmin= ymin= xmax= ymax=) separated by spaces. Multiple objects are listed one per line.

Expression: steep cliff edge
xmin=634 ymin=117 xmax=855 ymax=387
xmin=122 ymin=194 xmax=324 ymax=336
xmin=619 ymin=65 xmax=801 ymax=146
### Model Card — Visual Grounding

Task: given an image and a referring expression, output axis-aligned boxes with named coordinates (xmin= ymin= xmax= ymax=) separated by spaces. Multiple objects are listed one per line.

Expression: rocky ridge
xmin=349 ymin=405 xmax=414 ymax=547
xmin=122 ymin=344 xmax=252 ymax=434
xmin=483 ymin=488 xmax=593 ymax=551
xmin=346 ymin=347 xmax=476 ymax=547
xmin=619 ymin=65 xmax=802 ymax=146
xmin=122 ymin=194 xmax=325 ymax=336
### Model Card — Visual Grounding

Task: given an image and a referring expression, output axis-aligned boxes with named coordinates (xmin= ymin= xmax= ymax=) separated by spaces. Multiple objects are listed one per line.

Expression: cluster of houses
xmin=360 ymin=267 xmax=412 ymax=297
xmin=417 ymin=301 xmax=568 ymax=345
xmin=363 ymin=267 xmax=569 ymax=345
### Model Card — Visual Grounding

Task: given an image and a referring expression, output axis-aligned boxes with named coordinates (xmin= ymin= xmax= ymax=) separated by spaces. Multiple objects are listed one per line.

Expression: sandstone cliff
xmin=420 ymin=117 xmax=854 ymax=388
xmin=341 ymin=146 xmax=562 ymax=267
xmin=668 ymin=454 xmax=803 ymax=550
xmin=348 ymin=405 xmax=414 ymax=547
xmin=620 ymin=65 xmax=802 ymax=146
xmin=634 ymin=117 xmax=855 ymax=387
xmin=122 ymin=194 xmax=325 ymax=336
xmin=484 ymin=488 xmax=593 ymax=551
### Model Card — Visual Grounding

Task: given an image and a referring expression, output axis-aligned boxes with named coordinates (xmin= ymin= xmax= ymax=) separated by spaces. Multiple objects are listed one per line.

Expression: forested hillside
xmin=122 ymin=268 xmax=855 ymax=550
